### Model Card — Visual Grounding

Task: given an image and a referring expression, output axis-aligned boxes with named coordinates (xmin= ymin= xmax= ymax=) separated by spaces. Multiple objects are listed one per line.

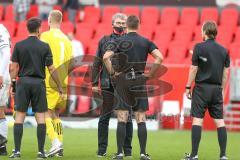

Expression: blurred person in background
xmin=13 ymin=0 xmax=31 ymax=22
xmin=64 ymin=0 xmax=81 ymax=25
xmin=0 ymin=23 xmax=11 ymax=156
xmin=36 ymin=0 xmax=58 ymax=20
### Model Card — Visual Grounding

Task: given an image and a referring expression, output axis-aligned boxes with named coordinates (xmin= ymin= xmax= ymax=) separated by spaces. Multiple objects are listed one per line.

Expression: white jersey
xmin=0 ymin=24 xmax=11 ymax=83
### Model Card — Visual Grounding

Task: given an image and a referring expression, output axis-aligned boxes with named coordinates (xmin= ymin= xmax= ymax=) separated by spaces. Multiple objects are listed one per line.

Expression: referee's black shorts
xmin=191 ymin=83 xmax=223 ymax=119
xmin=113 ymin=73 xmax=149 ymax=112
xmin=15 ymin=77 xmax=48 ymax=113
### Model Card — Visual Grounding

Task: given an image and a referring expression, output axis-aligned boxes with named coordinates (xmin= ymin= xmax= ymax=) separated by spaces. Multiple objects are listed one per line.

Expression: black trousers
xmin=98 ymin=84 xmax=133 ymax=154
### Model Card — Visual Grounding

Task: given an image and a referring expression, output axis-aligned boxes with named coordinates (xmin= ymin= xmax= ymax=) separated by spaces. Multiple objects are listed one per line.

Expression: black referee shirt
xmin=12 ymin=36 xmax=53 ymax=79
xmin=114 ymin=32 xmax=158 ymax=73
xmin=192 ymin=39 xmax=230 ymax=85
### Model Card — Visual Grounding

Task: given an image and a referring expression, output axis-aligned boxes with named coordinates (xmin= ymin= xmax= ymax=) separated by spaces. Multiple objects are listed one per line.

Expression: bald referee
xmin=9 ymin=17 xmax=63 ymax=159
xmin=183 ymin=21 xmax=230 ymax=160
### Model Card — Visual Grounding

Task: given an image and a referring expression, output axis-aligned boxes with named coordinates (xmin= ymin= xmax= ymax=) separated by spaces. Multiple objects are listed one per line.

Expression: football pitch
xmin=1 ymin=128 xmax=239 ymax=160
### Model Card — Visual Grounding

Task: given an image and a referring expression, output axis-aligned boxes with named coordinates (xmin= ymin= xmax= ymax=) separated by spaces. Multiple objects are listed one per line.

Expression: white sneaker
xmin=47 ymin=138 xmax=62 ymax=157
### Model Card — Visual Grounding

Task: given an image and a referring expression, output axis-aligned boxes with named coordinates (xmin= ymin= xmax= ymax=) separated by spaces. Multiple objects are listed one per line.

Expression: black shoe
xmin=0 ymin=135 xmax=7 ymax=146
xmin=9 ymin=151 xmax=21 ymax=159
xmin=37 ymin=152 xmax=47 ymax=159
xmin=112 ymin=153 xmax=124 ymax=160
xmin=140 ymin=153 xmax=151 ymax=160
xmin=56 ymin=148 xmax=63 ymax=157
xmin=97 ymin=151 xmax=107 ymax=158
xmin=0 ymin=145 xmax=7 ymax=156
xmin=182 ymin=153 xmax=198 ymax=160
xmin=220 ymin=156 xmax=228 ymax=160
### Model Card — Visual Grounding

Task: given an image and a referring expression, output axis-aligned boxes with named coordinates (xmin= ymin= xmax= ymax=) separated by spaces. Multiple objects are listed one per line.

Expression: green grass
xmin=1 ymin=128 xmax=239 ymax=160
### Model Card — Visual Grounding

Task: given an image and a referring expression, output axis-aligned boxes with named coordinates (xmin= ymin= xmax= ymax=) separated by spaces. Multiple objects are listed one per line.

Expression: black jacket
xmin=91 ymin=33 xmax=123 ymax=89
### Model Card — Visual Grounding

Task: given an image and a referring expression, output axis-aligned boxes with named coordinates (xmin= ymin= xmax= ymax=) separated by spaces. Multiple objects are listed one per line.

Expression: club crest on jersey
xmin=199 ymin=56 xmax=207 ymax=62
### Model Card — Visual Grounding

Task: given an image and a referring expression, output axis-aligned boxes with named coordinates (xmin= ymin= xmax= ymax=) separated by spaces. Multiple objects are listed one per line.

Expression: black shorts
xmin=15 ymin=77 xmax=48 ymax=113
xmin=113 ymin=73 xmax=148 ymax=112
xmin=191 ymin=83 xmax=223 ymax=119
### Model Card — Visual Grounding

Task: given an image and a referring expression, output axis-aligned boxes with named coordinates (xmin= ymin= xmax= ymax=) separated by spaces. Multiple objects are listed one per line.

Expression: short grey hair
xmin=112 ymin=13 xmax=127 ymax=24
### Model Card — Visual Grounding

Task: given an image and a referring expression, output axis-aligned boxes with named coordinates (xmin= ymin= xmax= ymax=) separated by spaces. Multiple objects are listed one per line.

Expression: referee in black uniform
xmin=92 ymin=13 xmax=133 ymax=157
xmin=103 ymin=15 xmax=163 ymax=160
xmin=184 ymin=21 xmax=230 ymax=160
xmin=9 ymin=17 xmax=63 ymax=159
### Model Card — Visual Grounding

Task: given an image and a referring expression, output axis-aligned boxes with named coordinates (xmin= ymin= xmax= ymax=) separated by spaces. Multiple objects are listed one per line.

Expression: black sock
xmin=138 ymin=122 xmax=147 ymax=154
xmin=14 ymin=123 xmax=23 ymax=152
xmin=117 ymin=122 xmax=126 ymax=154
xmin=217 ymin=127 xmax=227 ymax=157
xmin=123 ymin=121 xmax=133 ymax=154
xmin=37 ymin=124 xmax=46 ymax=153
xmin=191 ymin=125 xmax=202 ymax=157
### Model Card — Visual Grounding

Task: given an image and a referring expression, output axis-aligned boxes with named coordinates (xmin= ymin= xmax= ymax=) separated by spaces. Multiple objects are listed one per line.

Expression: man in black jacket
xmin=92 ymin=13 xmax=133 ymax=157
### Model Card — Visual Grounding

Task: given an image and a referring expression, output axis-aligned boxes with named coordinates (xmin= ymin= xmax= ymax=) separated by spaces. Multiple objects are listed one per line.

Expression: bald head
xmin=48 ymin=10 xmax=63 ymax=28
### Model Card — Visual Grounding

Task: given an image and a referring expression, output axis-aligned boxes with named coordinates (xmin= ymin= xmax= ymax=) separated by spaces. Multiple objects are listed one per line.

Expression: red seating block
xmin=200 ymin=7 xmax=218 ymax=24
xmin=220 ymin=7 xmax=238 ymax=27
xmin=4 ymin=5 xmax=14 ymax=21
xmin=234 ymin=27 xmax=240 ymax=42
xmin=102 ymin=6 xmax=120 ymax=24
xmin=15 ymin=22 xmax=28 ymax=38
xmin=0 ymin=5 xmax=4 ymax=20
xmin=161 ymin=7 xmax=179 ymax=27
xmin=174 ymin=25 xmax=194 ymax=43
xmin=122 ymin=6 xmax=140 ymax=16
xmin=141 ymin=7 xmax=160 ymax=26
xmin=82 ymin=6 xmax=100 ymax=24
xmin=27 ymin=4 xmax=39 ymax=19
xmin=180 ymin=7 xmax=199 ymax=26
xmin=61 ymin=21 xmax=74 ymax=34
xmin=166 ymin=42 xmax=188 ymax=62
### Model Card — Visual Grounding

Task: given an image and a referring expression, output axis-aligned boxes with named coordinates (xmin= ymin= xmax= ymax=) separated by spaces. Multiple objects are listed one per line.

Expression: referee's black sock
xmin=37 ymin=124 xmax=46 ymax=153
xmin=137 ymin=122 xmax=147 ymax=154
xmin=117 ymin=122 xmax=126 ymax=154
xmin=191 ymin=125 xmax=202 ymax=157
xmin=217 ymin=127 xmax=227 ymax=157
xmin=14 ymin=123 xmax=23 ymax=152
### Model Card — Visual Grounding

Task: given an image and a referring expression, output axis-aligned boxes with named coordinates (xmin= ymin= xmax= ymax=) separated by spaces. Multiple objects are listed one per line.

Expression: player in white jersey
xmin=0 ymin=24 xmax=11 ymax=156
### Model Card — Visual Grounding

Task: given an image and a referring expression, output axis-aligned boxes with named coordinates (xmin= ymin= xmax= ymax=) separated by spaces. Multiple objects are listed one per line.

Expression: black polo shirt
xmin=192 ymin=39 xmax=230 ymax=85
xmin=113 ymin=32 xmax=158 ymax=73
xmin=12 ymin=36 xmax=53 ymax=79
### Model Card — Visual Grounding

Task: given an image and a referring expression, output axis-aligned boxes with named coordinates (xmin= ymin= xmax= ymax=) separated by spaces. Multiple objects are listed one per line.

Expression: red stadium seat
xmin=76 ymin=96 xmax=90 ymax=114
xmin=161 ymin=7 xmax=179 ymax=27
xmin=53 ymin=5 xmax=62 ymax=11
xmin=174 ymin=25 xmax=194 ymax=43
xmin=154 ymin=25 xmax=174 ymax=42
xmin=166 ymin=42 xmax=188 ymax=62
xmin=193 ymin=25 xmax=202 ymax=41
xmin=61 ymin=21 xmax=74 ymax=34
xmin=216 ymin=25 xmax=235 ymax=44
xmin=4 ymin=5 xmax=14 ymax=21
xmin=75 ymin=27 xmax=94 ymax=43
xmin=94 ymin=24 xmax=112 ymax=40
xmin=87 ymin=42 xmax=98 ymax=55
xmin=220 ymin=7 xmax=239 ymax=27
xmin=200 ymin=7 xmax=218 ymax=24
xmin=122 ymin=6 xmax=140 ymax=16
xmin=1 ymin=21 xmax=16 ymax=37
xmin=82 ymin=6 xmax=101 ymax=24
xmin=234 ymin=27 xmax=240 ymax=42
xmin=141 ymin=7 xmax=160 ymax=26
xmin=102 ymin=6 xmax=121 ymax=24
xmin=139 ymin=26 xmax=154 ymax=40
xmin=146 ymin=97 xmax=159 ymax=116
xmin=229 ymin=43 xmax=240 ymax=60
xmin=40 ymin=21 xmax=49 ymax=32
xmin=27 ymin=4 xmax=39 ymax=19
xmin=15 ymin=22 xmax=28 ymax=38
xmin=0 ymin=5 xmax=4 ymax=20
xmin=154 ymin=40 xmax=168 ymax=57
xmin=180 ymin=7 xmax=199 ymax=26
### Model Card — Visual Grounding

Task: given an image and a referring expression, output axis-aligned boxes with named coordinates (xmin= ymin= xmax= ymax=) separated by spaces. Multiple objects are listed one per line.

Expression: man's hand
xmin=0 ymin=76 xmax=3 ymax=89
xmin=143 ymin=73 xmax=153 ymax=79
xmin=186 ymin=88 xmax=192 ymax=99
xmin=92 ymin=86 xmax=99 ymax=93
